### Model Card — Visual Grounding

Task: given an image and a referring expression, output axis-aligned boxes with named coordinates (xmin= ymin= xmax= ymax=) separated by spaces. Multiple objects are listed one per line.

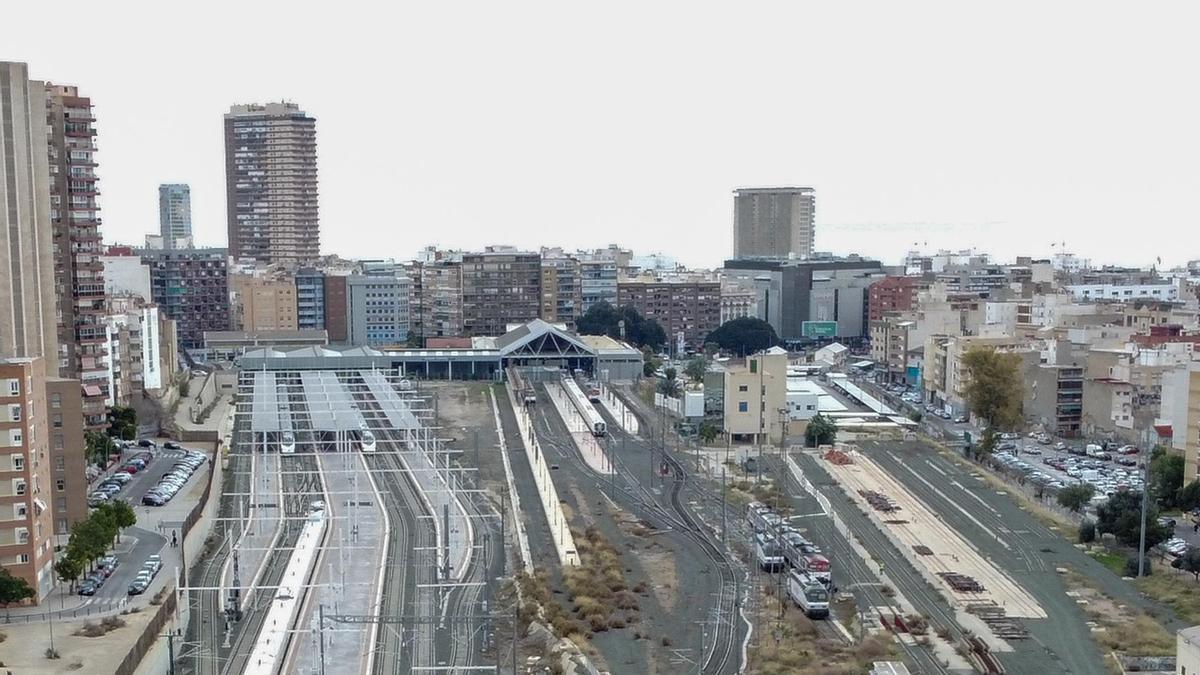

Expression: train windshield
xmin=805 ymin=587 xmax=829 ymax=603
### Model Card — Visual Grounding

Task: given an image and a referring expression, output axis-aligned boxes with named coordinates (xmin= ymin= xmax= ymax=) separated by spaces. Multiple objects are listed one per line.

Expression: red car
xmin=117 ymin=465 xmax=138 ymax=474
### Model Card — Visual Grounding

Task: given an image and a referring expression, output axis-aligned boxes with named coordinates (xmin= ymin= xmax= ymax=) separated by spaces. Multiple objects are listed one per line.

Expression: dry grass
xmin=749 ymin=583 xmax=899 ymax=675
xmin=1135 ymin=572 xmax=1200 ymax=624
xmin=1062 ymin=567 xmax=1175 ymax=656
xmin=562 ymin=526 xmax=638 ymax=633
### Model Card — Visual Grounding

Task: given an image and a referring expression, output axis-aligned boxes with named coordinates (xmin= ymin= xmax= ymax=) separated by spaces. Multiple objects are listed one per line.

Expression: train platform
xmin=224 ymin=451 xmax=281 ymax=610
xmin=543 ymin=381 xmax=613 ymax=474
xmin=288 ymin=453 xmax=387 ymax=675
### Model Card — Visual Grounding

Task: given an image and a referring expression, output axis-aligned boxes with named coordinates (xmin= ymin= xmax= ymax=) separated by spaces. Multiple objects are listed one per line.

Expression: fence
xmin=112 ymin=590 xmax=177 ymax=675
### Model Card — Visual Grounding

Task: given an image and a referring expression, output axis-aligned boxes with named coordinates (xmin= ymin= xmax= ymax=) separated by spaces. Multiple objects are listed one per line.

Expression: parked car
xmin=128 ymin=578 xmax=149 ymax=595
xmin=137 ymin=439 xmax=157 ymax=448
xmin=78 ymin=580 xmax=98 ymax=596
xmin=163 ymin=441 xmax=182 ymax=450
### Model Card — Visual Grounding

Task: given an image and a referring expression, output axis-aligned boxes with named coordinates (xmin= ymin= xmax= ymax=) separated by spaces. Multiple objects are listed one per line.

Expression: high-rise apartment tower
xmin=732 ymin=187 xmax=816 ymax=259
xmin=224 ymin=102 xmax=318 ymax=267
xmin=158 ymin=183 xmax=192 ymax=243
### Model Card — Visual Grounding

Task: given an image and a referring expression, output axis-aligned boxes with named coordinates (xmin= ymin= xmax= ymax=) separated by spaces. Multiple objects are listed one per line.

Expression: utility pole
xmin=1138 ymin=453 xmax=1150 ymax=577
xmin=318 ymin=603 xmax=327 ymax=675
xmin=721 ymin=467 xmax=727 ymax=547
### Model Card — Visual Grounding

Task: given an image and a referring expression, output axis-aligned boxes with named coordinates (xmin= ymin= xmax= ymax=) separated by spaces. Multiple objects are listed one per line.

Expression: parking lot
xmin=77 ymin=438 xmax=208 ymax=603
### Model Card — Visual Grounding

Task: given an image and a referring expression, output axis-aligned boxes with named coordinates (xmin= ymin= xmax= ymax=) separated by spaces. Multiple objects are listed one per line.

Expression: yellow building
xmin=230 ymin=274 xmax=298 ymax=332
xmin=722 ymin=347 xmax=788 ymax=443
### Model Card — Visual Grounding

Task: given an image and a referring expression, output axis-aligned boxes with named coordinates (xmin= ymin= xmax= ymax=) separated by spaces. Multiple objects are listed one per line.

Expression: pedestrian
xmin=1193 ymin=522 xmax=1197 ymax=534
xmin=172 ymin=530 xmax=178 ymax=548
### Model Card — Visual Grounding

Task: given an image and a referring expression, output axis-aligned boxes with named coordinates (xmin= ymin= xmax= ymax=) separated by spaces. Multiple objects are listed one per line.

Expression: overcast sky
xmin=8 ymin=1 xmax=1198 ymax=269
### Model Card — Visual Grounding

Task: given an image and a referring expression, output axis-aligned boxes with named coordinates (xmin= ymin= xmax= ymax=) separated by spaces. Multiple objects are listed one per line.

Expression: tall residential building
xmin=295 ymin=268 xmax=326 ymax=331
xmin=578 ymin=254 xmax=619 ymax=314
xmin=540 ymin=254 xmax=582 ymax=328
xmin=45 ymin=376 xmax=86 ymax=542
xmin=419 ymin=261 xmax=464 ymax=339
xmin=224 ymin=102 xmax=319 ymax=267
xmin=45 ymin=83 xmax=109 ymax=430
xmin=0 ymin=62 xmax=59 ymax=376
xmin=346 ymin=274 xmax=411 ymax=346
xmin=732 ymin=187 xmax=816 ymax=259
xmin=617 ymin=275 xmax=721 ymax=351
xmin=868 ymin=276 xmax=924 ymax=322
xmin=461 ymin=249 xmax=541 ymax=337
xmin=158 ymin=183 xmax=192 ymax=243
xmin=0 ymin=357 xmax=58 ymax=602
xmin=139 ymin=246 xmax=230 ymax=350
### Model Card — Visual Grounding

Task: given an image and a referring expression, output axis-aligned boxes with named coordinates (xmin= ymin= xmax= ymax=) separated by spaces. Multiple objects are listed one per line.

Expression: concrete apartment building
xmin=870 ymin=317 xmax=916 ymax=385
xmin=722 ymin=348 xmax=789 ymax=443
xmin=577 ymin=253 xmax=619 ymax=313
xmin=720 ymin=282 xmax=758 ymax=324
xmin=0 ymin=63 xmax=59 ymax=377
xmin=461 ymin=249 xmax=541 ymax=337
xmin=158 ymin=183 xmax=192 ymax=243
xmin=617 ymin=274 xmax=721 ymax=351
xmin=140 ymin=246 xmax=230 ymax=350
xmin=347 ymin=274 xmax=411 ymax=346
xmin=868 ymin=276 xmax=924 ymax=321
xmin=540 ymin=254 xmax=582 ymax=328
xmin=103 ymin=302 xmax=169 ymax=405
xmin=295 ymin=267 xmax=326 ymax=331
xmin=1026 ymin=364 xmax=1086 ymax=437
xmin=0 ymin=357 xmax=59 ymax=602
xmin=224 ymin=102 xmax=319 ymax=267
xmin=45 ymin=83 xmax=110 ymax=430
xmin=100 ymin=248 xmax=153 ymax=300
xmin=732 ymin=187 xmax=816 ymax=259
xmin=45 ymin=376 xmax=86 ymax=543
xmin=230 ymin=274 xmax=298 ymax=331
xmin=419 ymin=260 xmax=463 ymax=339
xmin=923 ymin=335 xmax=1038 ymax=415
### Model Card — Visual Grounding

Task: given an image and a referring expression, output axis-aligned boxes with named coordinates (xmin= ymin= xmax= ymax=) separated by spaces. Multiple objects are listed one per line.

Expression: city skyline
xmin=4 ymin=3 xmax=1199 ymax=272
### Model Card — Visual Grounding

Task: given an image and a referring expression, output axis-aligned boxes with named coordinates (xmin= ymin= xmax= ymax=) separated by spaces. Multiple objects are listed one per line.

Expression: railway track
xmin=365 ymin=447 xmax=433 ymax=674
xmin=533 ymin=381 xmax=743 ymax=675
xmin=221 ymin=451 xmax=323 ymax=675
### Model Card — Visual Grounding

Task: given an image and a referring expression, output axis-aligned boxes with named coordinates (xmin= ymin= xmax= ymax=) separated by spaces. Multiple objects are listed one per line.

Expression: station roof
xmin=300 ymin=371 xmax=364 ymax=431
xmin=360 ymin=370 xmax=419 ymax=430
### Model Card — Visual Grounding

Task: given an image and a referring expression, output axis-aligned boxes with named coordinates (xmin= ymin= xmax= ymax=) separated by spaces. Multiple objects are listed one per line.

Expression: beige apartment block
xmin=230 ymin=274 xmax=298 ymax=331
xmin=722 ymin=348 xmax=789 ymax=443
xmin=44 ymin=377 xmax=85 ymax=542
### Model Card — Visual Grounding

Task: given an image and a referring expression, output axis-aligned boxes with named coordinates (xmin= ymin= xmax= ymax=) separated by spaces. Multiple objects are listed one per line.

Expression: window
xmin=52 ymin=414 xmax=61 ymax=429
xmin=56 ymin=519 xmax=67 ymax=536
xmin=12 ymin=455 xmax=23 ymax=471
xmin=738 ymin=401 xmax=749 ymax=413
xmin=54 ymin=456 xmax=64 ymax=471
xmin=749 ymin=360 xmax=758 ymax=374
xmin=55 ymin=478 xmax=65 ymax=492
xmin=6 ymin=380 xmax=17 ymax=396
xmin=8 ymin=405 xmax=20 ymax=421
xmin=738 ymin=385 xmax=748 ymax=392
xmin=53 ymin=435 xmax=63 ymax=451
xmin=18 ymin=553 xmax=28 ymax=563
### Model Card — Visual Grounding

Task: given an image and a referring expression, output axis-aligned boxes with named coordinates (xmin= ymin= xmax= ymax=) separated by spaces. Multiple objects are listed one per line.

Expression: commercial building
xmin=224 ymin=102 xmax=319 ymax=267
xmin=732 ymin=187 xmax=815 ymax=259
xmin=540 ymin=254 xmax=582 ymax=328
xmin=461 ymin=249 xmax=541 ymax=337
xmin=0 ymin=63 xmax=59 ymax=377
xmin=323 ymin=274 xmax=350 ymax=343
xmin=158 ymin=183 xmax=192 ymax=243
xmin=229 ymin=274 xmax=298 ymax=332
xmin=617 ymin=275 xmax=721 ymax=351
xmin=140 ymin=246 xmax=230 ymax=350
xmin=720 ymin=283 xmax=758 ymax=324
xmin=418 ymin=260 xmax=463 ymax=339
xmin=723 ymin=257 xmax=884 ymax=342
xmin=870 ymin=317 xmax=916 ymax=385
xmin=347 ymin=274 xmax=411 ymax=347
xmin=0 ymin=357 xmax=58 ymax=602
xmin=295 ymin=267 xmax=326 ymax=331
xmin=868 ymin=276 xmax=924 ymax=321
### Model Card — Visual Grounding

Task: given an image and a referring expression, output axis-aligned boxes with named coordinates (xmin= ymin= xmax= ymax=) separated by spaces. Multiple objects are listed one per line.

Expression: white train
xmin=360 ymin=427 xmax=376 ymax=453
xmin=243 ymin=507 xmax=327 ymax=675
xmin=787 ymin=569 xmax=830 ymax=619
xmin=280 ymin=431 xmax=296 ymax=454
xmin=561 ymin=377 xmax=607 ymax=436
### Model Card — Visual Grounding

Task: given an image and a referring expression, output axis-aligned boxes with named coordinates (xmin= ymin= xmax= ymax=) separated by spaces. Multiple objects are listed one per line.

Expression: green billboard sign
xmin=802 ymin=321 xmax=837 ymax=338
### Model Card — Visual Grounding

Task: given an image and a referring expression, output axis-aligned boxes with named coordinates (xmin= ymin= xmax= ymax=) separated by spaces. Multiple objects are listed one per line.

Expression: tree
xmin=1148 ymin=449 xmax=1185 ymax=510
xmin=1178 ymin=480 xmax=1200 ymax=512
xmin=85 ymin=431 xmax=116 ymax=467
xmin=1057 ymin=484 xmax=1096 ymax=513
xmin=657 ymin=377 xmax=681 ymax=398
xmin=103 ymin=500 xmax=137 ymax=542
xmin=961 ymin=347 xmax=1023 ymax=430
xmin=1078 ymin=518 xmax=1096 ymax=543
xmin=704 ymin=317 xmax=779 ymax=355
xmin=107 ymin=405 xmax=138 ymax=441
xmin=1095 ymin=491 xmax=1169 ymax=549
xmin=576 ymin=302 xmax=666 ymax=350
xmin=805 ymin=414 xmax=837 ymax=447
xmin=55 ymin=554 xmax=84 ymax=589
xmin=698 ymin=421 xmax=719 ymax=443
xmin=684 ymin=356 xmax=709 ymax=383
xmin=0 ymin=568 xmax=35 ymax=606
xmin=1124 ymin=555 xmax=1153 ymax=577
xmin=1179 ymin=547 xmax=1200 ymax=582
